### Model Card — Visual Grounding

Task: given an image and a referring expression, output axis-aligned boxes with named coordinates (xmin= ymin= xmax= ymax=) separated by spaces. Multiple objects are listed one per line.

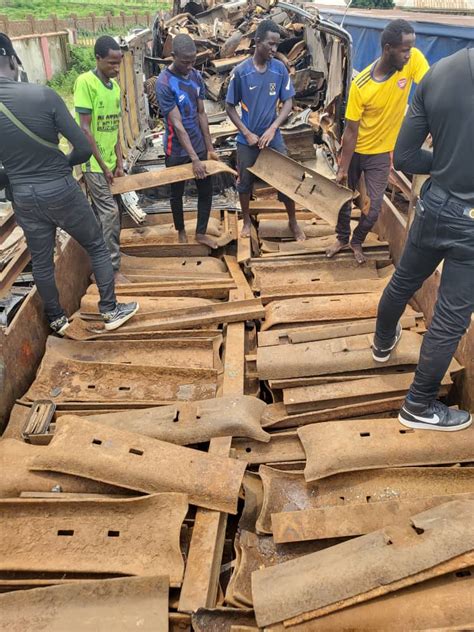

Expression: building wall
xmin=12 ymin=32 xmax=70 ymax=84
xmin=396 ymin=0 xmax=474 ymax=9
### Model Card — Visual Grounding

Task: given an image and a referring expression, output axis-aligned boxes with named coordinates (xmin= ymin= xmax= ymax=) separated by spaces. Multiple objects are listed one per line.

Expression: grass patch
xmin=47 ymin=44 xmax=95 ymax=109
xmin=2 ymin=0 xmax=160 ymax=20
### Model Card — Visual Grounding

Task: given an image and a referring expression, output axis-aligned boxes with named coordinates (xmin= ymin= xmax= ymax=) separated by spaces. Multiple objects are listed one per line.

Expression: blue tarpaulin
xmin=321 ymin=11 xmax=474 ymax=71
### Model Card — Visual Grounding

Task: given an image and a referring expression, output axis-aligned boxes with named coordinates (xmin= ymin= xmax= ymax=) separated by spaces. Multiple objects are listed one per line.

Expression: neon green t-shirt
xmin=74 ymin=70 xmax=121 ymax=173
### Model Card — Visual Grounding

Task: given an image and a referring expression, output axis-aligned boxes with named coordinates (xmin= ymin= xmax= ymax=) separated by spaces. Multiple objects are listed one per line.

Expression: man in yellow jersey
xmin=327 ymin=20 xmax=429 ymax=264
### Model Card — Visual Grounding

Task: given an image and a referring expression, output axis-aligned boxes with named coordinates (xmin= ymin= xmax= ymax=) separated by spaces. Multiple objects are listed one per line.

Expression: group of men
xmin=0 ymin=19 xmax=472 ymax=431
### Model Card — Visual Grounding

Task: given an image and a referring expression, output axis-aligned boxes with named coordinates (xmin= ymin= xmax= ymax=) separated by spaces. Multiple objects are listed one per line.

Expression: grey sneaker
xmin=399 ymin=399 xmax=472 ymax=432
xmin=49 ymin=315 xmax=69 ymax=336
xmin=102 ymin=302 xmax=139 ymax=331
xmin=372 ymin=322 xmax=402 ymax=363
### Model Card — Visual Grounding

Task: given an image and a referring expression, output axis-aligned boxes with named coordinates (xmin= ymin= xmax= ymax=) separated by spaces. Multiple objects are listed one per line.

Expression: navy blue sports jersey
xmin=226 ymin=57 xmax=295 ymax=147
xmin=156 ymin=67 xmax=206 ymax=158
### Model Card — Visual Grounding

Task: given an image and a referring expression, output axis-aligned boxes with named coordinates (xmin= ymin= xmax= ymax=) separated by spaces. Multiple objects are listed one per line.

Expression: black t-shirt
xmin=0 ymin=77 xmax=92 ymax=186
xmin=394 ymin=48 xmax=474 ymax=205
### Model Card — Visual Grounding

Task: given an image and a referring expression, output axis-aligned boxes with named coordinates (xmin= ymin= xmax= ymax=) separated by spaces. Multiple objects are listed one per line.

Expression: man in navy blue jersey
xmin=226 ymin=19 xmax=305 ymax=241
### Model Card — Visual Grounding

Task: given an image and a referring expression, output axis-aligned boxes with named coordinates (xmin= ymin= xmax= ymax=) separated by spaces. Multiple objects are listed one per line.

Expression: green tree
xmin=351 ymin=0 xmax=395 ymax=8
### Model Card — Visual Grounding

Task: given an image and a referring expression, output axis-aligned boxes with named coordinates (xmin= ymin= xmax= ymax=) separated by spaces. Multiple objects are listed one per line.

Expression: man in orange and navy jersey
xmin=327 ymin=19 xmax=429 ymax=264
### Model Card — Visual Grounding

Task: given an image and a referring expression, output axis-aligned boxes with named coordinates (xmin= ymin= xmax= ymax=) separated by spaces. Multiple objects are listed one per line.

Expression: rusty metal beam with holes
xmin=192 ymin=608 xmax=257 ymax=631
xmin=0 ymin=494 xmax=187 ymax=582
xmin=272 ymin=492 xmax=474 ymax=542
xmin=259 ymin=233 xmax=387 ymax=256
xmin=266 ymin=571 xmax=474 ymax=632
xmin=178 ymin=287 xmax=248 ymax=614
xmin=299 ymin=419 xmax=474 ymax=482
xmin=120 ymin=254 xmax=229 ymax=276
xmin=261 ymin=294 xmax=408 ymax=331
xmin=110 ymin=160 xmax=237 ymax=195
xmin=30 ymin=416 xmax=246 ymax=513
xmin=258 ymin=219 xmax=335 ymax=240
xmin=257 ymin=465 xmax=474 ymax=535
xmin=257 ymin=330 xmax=422 ymax=380
xmin=65 ymin=299 xmax=264 ymax=340
xmin=252 ymin=499 xmax=474 ymax=628
xmin=283 ymin=372 xmax=452 ymax=414
xmin=232 ymin=432 xmax=305 ymax=465
xmin=87 ymin=279 xmax=236 ymax=299
xmin=25 ymin=358 xmax=218 ymax=403
xmin=259 ymin=279 xmax=389 ymax=303
xmin=247 ymin=148 xmax=352 ymax=225
xmin=78 ymin=396 xmax=269 ymax=445
xmin=120 ymin=226 xmax=234 ymax=251
xmin=0 ymin=438 xmax=127 ymax=498
xmin=42 ymin=335 xmax=223 ymax=371
xmin=0 ymin=576 xmax=169 ymax=632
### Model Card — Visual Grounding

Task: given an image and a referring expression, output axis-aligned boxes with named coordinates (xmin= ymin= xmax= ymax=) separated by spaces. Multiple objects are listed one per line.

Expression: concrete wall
xmin=396 ymin=0 xmax=474 ymax=8
xmin=11 ymin=32 xmax=70 ymax=85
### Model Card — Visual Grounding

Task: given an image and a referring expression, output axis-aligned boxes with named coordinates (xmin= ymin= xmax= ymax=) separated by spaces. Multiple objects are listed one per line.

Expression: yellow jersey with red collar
xmin=345 ymin=47 xmax=429 ymax=154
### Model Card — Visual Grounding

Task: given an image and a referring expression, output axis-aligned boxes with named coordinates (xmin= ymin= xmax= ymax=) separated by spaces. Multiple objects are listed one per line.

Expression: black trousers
xmin=375 ymin=181 xmax=474 ymax=405
xmin=336 ymin=152 xmax=391 ymax=245
xmin=165 ymin=151 xmax=213 ymax=234
xmin=12 ymin=175 xmax=116 ymax=322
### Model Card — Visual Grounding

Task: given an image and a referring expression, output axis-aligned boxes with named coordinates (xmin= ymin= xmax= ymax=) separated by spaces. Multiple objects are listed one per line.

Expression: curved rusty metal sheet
xmin=0 ymin=494 xmax=187 ymax=582
xmin=31 ymin=416 xmax=246 ymax=513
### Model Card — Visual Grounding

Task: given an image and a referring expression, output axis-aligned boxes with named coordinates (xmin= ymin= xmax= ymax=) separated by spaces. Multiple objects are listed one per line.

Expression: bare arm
xmin=337 ymin=119 xmax=360 ymax=184
xmin=114 ymin=140 xmax=124 ymax=178
xmin=168 ymin=106 xmax=207 ymax=179
xmin=197 ymin=99 xmax=215 ymax=156
xmin=258 ymin=98 xmax=293 ymax=149
xmin=226 ymin=103 xmax=259 ymax=146
xmin=78 ymin=112 xmax=113 ymax=183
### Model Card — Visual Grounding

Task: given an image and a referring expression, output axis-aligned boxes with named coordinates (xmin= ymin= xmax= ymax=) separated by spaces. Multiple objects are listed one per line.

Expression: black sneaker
xmin=399 ymin=399 xmax=472 ymax=432
xmin=102 ymin=302 xmax=139 ymax=331
xmin=372 ymin=322 xmax=402 ymax=363
xmin=49 ymin=315 xmax=69 ymax=336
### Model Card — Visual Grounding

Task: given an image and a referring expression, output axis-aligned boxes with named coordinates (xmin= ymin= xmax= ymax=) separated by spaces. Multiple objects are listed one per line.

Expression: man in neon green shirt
xmin=74 ymin=35 xmax=125 ymax=280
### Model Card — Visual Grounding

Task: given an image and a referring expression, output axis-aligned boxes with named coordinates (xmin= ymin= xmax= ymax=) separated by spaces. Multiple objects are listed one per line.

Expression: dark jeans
xmin=236 ymin=142 xmax=291 ymax=205
xmin=165 ymin=151 xmax=212 ymax=234
xmin=336 ymin=152 xmax=391 ymax=245
xmin=375 ymin=181 xmax=474 ymax=405
xmin=12 ymin=175 xmax=116 ymax=322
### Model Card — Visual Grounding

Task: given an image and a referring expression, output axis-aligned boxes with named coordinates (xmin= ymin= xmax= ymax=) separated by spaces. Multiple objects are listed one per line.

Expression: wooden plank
xmin=178 ymin=289 xmax=246 ymax=613
xmin=110 ymin=161 xmax=237 ymax=195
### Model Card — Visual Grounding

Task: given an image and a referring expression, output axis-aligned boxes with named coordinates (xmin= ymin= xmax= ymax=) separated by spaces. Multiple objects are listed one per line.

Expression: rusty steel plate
xmin=260 ymin=233 xmax=387 ymax=256
xmin=247 ymin=148 xmax=352 ymax=225
xmin=232 ymin=432 xmax=304 ymax=465
xmin=0 ymin=576 xmax=169 ymax=631
xmin=257 ymin=219 xmax=335 ymax=240
xmin=65 ymin=299 xmax=264 ymax=340
xmin=257 ymin=330 xmax=422 ymax=380
xmin=31 ymin=416 xmax=246 ymax=513
xmin=87 ymin=279 xmax=236 ymax=299
xmin=257 ymin=464 xmax=474 ymax=535
xmin=283 ymin=372 xmax=452 ymax=414
xmin=252 ymin=499 xmax=474 ymax=627
xmin=42 ymin=334 xmax=222 ymax=371
xmin=225 ymin=530 xmax=333 ymax=608
xmin=0 ymin=494 xmax=187 ymax=582
xmin=0 ymin=439 xmax=127 ymax=498
xmin=272 ymin=492 xmax=474 ymax=542
xmin=120 ymin=253 xmax=229 ymax=277
xmin=81 ymin=294 xmax=217 ymax=317
xmin=261 ymin=295 xmax=411 ymax=331
xmin=260 ymin=279 xmax=389 ymax=303
xmin=299 ymin=419 xmax=474 ymax=481
xmin=81 ymin=396 xmax=269 ymax=445
xmin=266 ymin=570 xmax=474 ymax=631
xmin=25 ymin=356 xmax=218 ymax=403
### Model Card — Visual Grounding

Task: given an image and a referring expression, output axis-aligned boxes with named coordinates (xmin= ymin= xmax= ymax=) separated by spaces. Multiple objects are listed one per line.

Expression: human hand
xmin=104 ymin=169 xmax=114 ymax=185
xmin=258 ymin=126 xmax=276 ymax=149
xmin=114 ymin=165 xmax=125 ymax=178
xmin=192 ymin=158 xmax=207 ymax=180
xmin=336 ymin=167 xmax=348 ymax=186
xmin=245 ymin=131 xmax=260 ymax=146
xmin=207 ymin=150 xmax=219 ymax=162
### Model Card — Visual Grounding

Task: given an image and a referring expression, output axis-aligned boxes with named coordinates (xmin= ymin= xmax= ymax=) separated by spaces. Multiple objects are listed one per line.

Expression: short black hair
xmin=94 ymin=35 xmax=120 ymax=58
xmin=172 ymin=33 xmax=197 ymax=56
xmin=381 ymin=19 xmax=414 ymax=48
xmin=255 ymin=19 xmax=281 ymax=42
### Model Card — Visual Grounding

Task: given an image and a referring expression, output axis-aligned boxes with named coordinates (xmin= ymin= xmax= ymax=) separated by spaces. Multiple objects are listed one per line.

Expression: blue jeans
xmin=12 ymin=175 xmax=116 ymax=322
xmin=375 ymin=181 xmax=474 ymax=405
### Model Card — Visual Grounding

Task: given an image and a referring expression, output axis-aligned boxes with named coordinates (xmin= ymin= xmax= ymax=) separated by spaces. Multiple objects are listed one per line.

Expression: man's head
xmin=171 ymin=34 xmax=197 ymax=77
xmin=255 ymin=20 xmax=281 ymax=62
xmin=95 ymin=35 xmax=122 ymax=79
xmin=381 ymin=19 xmax=415 ymax=71
xmin=0 ymin=33 xmax=21 ymax=80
